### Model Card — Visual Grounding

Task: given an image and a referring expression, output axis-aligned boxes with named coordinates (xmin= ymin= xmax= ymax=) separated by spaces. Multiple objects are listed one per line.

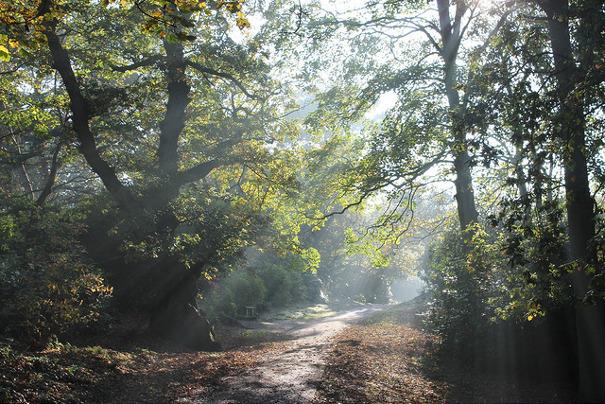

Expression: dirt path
xmin=201 ymin=305 xmax=386 ymax=404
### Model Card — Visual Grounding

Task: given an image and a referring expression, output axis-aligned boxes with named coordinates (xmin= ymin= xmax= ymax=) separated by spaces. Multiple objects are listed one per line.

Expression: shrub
xmin=256 ymin=252 xmax=322 ymax=307
xmin=204 ymin=270 xmax=267 ymax=318
xmin=422 ymin=217 xmax=573 ymax=353
xmin=0 ymin=201 xmax=112 ymax=346
xmin=421 ymin=226 xmax=487 ymax=348
xmin=203 ymin=250 xmax=323 ymax=318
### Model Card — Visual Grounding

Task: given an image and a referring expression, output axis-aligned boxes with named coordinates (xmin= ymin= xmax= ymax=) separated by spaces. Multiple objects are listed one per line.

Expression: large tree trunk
xmin=42 ymin=3 xmax=225 ymax=352
xmin=541 ymin=1 xmax=605 ymax=400
xmin=436 ymin=0 xmax=479 ymax=232
xmin=453 ymin=149 xmax=479 ymax=230
xmin=147 ymin=259 xmax=221 ymax=351
xmin=84 ymin=212 xmax=221 ymax=351
xmin=544 ymin=1 xmax=596 ymax=263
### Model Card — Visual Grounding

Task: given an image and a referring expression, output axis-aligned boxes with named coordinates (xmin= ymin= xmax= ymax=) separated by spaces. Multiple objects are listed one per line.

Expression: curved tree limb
xmin=186 ymin=61 xmax=258 ymax=99
xmin=42 ymin=8 xmax=137 ymax=209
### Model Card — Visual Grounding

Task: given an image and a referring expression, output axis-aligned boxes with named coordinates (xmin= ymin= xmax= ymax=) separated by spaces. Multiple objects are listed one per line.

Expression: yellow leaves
xmin=135 ymin=0 xmax=249 ymax=40
xmin=89 ymin=283 xmax=113 ymax=295
xmin=1 ymin=0 xmax=250 ymax=45
xmin=450 ymin=141 xmax=467 ymax=154
xmin=101 ymin=0 xmax=131 ymax=8
xmin=219 ymin=0 xmax=244 ymax=13
xmin=0 ymin=44 xmax=10 ymax=62
xmin=0 ymin=33 xmax=15 ymax=61
xmin=175 ymin=0 xmax=203 ymax=11
xmin=235 ymin=11 xmax=250 ymax=29
xmin=150 ymin=9 xmax=163 ymax=19
xmin=216 ymin=0 xmax=250 ymax=29
xmin=100 ymin=0 xmax=131 ymax=13
xmin=526 ymin=302 xmax=544 ymax=322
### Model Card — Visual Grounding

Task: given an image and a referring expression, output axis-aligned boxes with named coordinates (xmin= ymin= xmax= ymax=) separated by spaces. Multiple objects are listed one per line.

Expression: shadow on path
xmin=198 ymin=305 xmax=387 ymax=404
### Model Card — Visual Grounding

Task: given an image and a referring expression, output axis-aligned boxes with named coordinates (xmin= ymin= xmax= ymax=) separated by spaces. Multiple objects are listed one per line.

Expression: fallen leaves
xmin=0 ymin=326 xmax=286 ymax=403
xmin=314 ymin=301 xmax=447 ymax=403
xmin=318 ymin=319 xmax=447 ymax=404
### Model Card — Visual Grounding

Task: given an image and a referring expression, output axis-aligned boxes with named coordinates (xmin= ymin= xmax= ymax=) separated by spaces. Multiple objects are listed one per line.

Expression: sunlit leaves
xmin=124 ymin=0 xmax=250 ymax=39
xmin=0 ymin=43 xmax=10 ymax=61
xmin=0 ymin=0 xmax=251 ymax=57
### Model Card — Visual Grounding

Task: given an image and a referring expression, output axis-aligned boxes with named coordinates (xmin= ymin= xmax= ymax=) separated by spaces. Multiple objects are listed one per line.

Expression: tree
xmin=530 ymin=0 xmax=605 ymax=399
xmin=1 ymin=0 xmax=298 ymax=349
xmin=277 ymin=0 xmax=523 ymax=238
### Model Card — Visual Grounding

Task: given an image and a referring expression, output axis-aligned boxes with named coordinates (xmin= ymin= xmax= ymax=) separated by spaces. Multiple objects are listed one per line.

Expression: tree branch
xmin=42 ymin=12 xmax=137 ymax=209
xmin=186 ymin=61 xmax=258 ymax=99
xmin=36 ymin=140 xmax=63 ymax=206
xmin=110 ymin=55 xmax=161 ymax=72
xmin=175 ymin=159 xmax=223 ymax=186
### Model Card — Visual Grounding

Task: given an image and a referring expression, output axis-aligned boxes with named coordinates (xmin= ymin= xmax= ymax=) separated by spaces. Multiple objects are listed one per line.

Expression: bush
xmin=205 ymin=271 xmax=267 ymax=318
xmin=0 ymin=201 xmax=112 ymax=346
xmin=421 ymin=226 xmax=487 ymax=348
xmin=256 ymin=252 xmax=323 ymax=307
xmin=422 ymin=218 xmax=573 ymax=353
xmin=203 ymin=251 xmax=323 ymax=318
xmin=257 ymin=264 xmax=301 ymax=306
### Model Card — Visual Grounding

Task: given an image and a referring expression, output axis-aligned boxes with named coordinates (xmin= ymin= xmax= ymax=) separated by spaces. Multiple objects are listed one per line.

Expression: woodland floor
xmin=1 ymin=300 xmax=575 ymax=403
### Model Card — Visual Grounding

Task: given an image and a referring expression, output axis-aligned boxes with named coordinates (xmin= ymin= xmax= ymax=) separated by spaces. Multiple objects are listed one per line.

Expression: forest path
xmin=201 ymin=304 xmax=387 ymax=404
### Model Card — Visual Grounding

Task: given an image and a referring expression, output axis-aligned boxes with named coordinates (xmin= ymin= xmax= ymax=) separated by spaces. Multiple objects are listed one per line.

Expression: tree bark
xmin=542 ymin=0 xmax=596 ymax=263
xmin=83 ymin=219 xmax=220 ymax=351
xmin=158 ymin=40 xmax=189 ymax=175
xmin=42 ymin=8 xmax=220 ymax=350
xmin=148 ymin=261 xmax=221 ymax=351
xmin=436 ymin=0 xmax=479 ymax=231
xmin=539 ymin=0 xmax=605 ymax=400
xmin=36 ymin=141 xmax=62 ymax=206
xmin=453 ymin=150 xmax=479 ymax=230
xmin=44 ymin=25 xmax=138 ymax=211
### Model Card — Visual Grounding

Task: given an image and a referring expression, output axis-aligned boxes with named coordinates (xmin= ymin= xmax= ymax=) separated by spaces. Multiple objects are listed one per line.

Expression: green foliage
xmin=422 ymin=214 xmax=575 ymax=348
xmin=487 ymin=199 xmax=572 ymax=321
xmin=205 ymin=270 xmax=267 ymax=318
xmin=0 ymin=199 xmax=112 ymax=346
xmin=422 ymin=225 xmax=486 ymax=345
xmin=203 ymin=249 xmax=323 ymax=318
xmin=257 ymin=262 xmax=310 ymax=306
xmin=0 ymin=0 xmax=339 ymax=348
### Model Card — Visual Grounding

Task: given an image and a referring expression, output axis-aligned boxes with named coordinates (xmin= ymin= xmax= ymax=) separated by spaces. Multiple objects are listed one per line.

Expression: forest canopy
xmin=1 ymin=0 xmax=605 ymax=402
